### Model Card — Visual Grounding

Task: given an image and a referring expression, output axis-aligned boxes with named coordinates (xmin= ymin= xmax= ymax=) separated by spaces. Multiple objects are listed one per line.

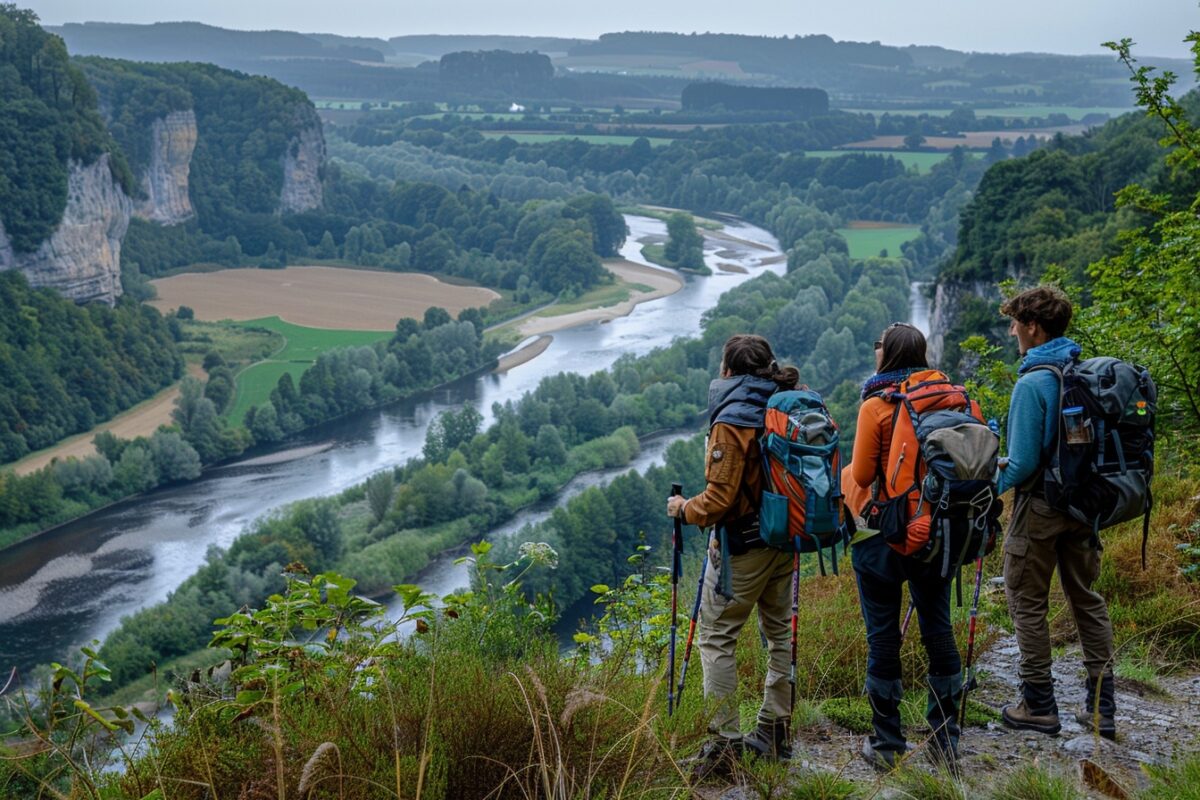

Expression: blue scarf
xmin=860 ymin=367 xmax=919 ymax=400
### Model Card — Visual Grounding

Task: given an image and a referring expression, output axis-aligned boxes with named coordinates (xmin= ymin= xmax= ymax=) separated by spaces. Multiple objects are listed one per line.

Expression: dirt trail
xmin=696 ymin=627 xmax=1200 ymax=798
xmin=11 ymin=364 xmax=206 ymax=475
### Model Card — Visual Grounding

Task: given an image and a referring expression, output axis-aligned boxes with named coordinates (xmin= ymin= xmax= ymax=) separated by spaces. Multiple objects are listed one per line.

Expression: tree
xmin=113 ymin=444 xmax=159 ymax=494
xmin=903 ymin=133 xmax=926 ymax=151
xmin=534 ymin=424 xmax=567 ymax=467
xmin=149 ymin=430 xmax=202 ymax=482
xmin=664 ymin=211 xmax=705 ymax=270
xmin=316 ymin=230 xmax=337 ymax=259
xmin=423 ymin=306 xmax=452 ymax=330
xmin=364 ymin=471 xmax=395 ymax=525
xmin=1074 ymin=33 xmax=1200 ymax=440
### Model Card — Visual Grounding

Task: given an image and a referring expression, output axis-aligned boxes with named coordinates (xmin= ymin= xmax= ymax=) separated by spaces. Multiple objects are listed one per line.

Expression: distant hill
xmin=45 ymin=22 xmax=1196 ymax=109
xmin=48 ymin=21 xmax=388 ymax=64
xmin=389 ymin=35 xmax=586 ymax=60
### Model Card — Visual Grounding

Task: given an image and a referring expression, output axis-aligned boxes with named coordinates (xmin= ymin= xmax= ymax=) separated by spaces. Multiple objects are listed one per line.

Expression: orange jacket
xmin=850 ymin=396 xmax=896 ymax=496
xmin=683 ymin=422 xmax=762 ymax=529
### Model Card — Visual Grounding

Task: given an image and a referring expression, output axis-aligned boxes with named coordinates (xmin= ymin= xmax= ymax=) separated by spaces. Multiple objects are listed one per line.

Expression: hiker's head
xmin=875 ymin=322 xmax=928 ymax=373
xmin=1001 ymin=285 xmax=1072 ymax=356
xmin=721 ymin=334 xmax=799 ymax=390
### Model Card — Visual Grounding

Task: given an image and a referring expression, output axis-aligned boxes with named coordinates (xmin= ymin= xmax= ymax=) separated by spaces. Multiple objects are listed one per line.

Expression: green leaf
xmin=73 ymin=699 xmax=118 ymax=732
xmin=590 ymin=584 xmax=611 ymax=595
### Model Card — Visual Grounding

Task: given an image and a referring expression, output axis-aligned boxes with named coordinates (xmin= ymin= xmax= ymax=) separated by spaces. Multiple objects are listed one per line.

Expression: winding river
xmin=0 ymin=215 xmax=787 ymax=675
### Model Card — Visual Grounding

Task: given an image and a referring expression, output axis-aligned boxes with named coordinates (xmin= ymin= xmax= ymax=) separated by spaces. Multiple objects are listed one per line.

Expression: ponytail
xmin=722 ymin=335 xmax=799 ymax=390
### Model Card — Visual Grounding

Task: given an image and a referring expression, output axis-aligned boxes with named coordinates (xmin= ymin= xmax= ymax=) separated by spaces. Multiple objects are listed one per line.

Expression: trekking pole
xmin=959 ymin=555 xmax=985 ymax=727
xmin=675 ymin=544 xmax=708 ymax=706
xmin=790 ymin=549 xmax=800 ymax=712
xmin=667 ymin=483 xmax=684 ymax=717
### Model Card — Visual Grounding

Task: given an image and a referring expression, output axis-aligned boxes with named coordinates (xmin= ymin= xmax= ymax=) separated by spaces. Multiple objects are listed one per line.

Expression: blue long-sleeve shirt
xmin=997 ymin=337 xmax=1081 ymax=494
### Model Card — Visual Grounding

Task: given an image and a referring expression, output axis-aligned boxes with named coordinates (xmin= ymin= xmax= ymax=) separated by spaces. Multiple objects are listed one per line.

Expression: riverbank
xmin=513 ymin=259 xmax=683 ymax=337
xmin=10 ymin=363 xmax=207 ymax=476
xmin=493 ymin=335 xmax=553 ymax=373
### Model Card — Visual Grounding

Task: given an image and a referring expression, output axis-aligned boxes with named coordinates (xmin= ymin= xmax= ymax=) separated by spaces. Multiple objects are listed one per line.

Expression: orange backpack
xmin=872 ymin=370 xmax=996 ymax=563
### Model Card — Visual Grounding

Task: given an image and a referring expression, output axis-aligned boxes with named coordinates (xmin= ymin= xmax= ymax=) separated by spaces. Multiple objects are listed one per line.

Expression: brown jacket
xmin=683 ymin=422 xmax=762 ymax=529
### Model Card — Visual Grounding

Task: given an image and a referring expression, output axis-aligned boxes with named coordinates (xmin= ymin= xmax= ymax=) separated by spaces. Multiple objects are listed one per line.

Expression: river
xmin=0 ymin=215 xmax=786 ymax=675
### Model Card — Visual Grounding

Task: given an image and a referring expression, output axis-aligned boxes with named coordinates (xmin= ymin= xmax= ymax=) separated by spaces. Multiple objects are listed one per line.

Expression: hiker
xmin=666 ymin=333 xmax=799 ymax=776
xmin=997 ymin=286 xmax=1117 ymax=739
xmin=846 ymin=322 xmax=965 ymax=770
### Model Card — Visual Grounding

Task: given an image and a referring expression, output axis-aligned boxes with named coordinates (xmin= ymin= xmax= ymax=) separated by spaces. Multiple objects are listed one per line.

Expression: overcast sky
xmin=26 ymin=0 xmax=1198 ymax=58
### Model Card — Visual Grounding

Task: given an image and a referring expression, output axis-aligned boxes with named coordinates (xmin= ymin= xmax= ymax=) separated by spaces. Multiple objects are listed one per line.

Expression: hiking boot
xmin=684 ymin=736 xmax=741 ymax=782
xmin=743 ymin=715 xmax=792 ymax=761
xmin=1001 ymin=682 xmax=1060 ymax=736
xmin=1074 ymin=674 xmax=1116 ymax=740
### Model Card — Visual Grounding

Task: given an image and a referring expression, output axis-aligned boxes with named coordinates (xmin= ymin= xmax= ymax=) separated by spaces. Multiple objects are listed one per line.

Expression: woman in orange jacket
xmin=846 ymin=322 xmax=963 ymax=771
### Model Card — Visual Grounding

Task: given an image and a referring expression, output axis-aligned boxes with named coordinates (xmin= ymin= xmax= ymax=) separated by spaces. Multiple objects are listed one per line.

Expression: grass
xmin=226 ymin=361 xmax=310 ymax=425
xmin=802 ymin=149 xmax=966 ymax=173
xmin=818 ymin=691 xmax=997 ymax=734
xmin=221 ymin=317 xmax=391 ymax=422
xmin=836 ymin=224 xmax=923 ymax=260
xmin=480 ymin=132 xmax=674 ymax=146
xmin=177 ymin=320 xmax=280 ymax=365
xmin=993 ymin=763 xmax=1082 ymax=799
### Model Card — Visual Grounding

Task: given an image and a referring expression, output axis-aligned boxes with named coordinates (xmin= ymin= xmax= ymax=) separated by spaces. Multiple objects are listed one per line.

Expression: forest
xmin=0 ymin=271 xmax=180 ymax=462
xmin=0 ymin=6 xmax=132 ymax=252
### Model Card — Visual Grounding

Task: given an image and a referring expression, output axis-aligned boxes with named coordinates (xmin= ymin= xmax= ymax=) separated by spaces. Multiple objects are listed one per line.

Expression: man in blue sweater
xmin=997 ymin=286 xmax=1116 ymax=739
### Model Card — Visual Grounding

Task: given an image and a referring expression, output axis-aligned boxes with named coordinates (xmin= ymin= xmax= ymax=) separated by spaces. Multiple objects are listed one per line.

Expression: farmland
xmin=149 ymin=266 xmax=500 ymax=331
xmin=837 ymin=222 xmax=923 ymax=260
xmin=479 ymin=132 xmax=674 ymax=146
xmin=224 ymin=317 xmax=392 ymax=423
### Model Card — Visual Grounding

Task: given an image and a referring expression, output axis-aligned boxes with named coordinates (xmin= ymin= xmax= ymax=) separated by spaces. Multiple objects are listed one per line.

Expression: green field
xmin=837 ymin=225 xmax=922 ymax=260
xmin=226 ymin=362 xmax=310 ymax=425
xmin=224 ymin=317 xmax=391 ymax=423
xmin=480 ymin=132 xmax=674 ymax=146
xmin=802 ymin=149 xmax=967 ymax=173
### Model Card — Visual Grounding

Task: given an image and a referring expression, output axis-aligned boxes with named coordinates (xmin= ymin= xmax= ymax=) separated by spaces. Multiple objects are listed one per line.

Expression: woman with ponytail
xmin=845 ymin=322 xmax=964 ymax=772
xmin=666 ymin=334 xmax=799 ymax=777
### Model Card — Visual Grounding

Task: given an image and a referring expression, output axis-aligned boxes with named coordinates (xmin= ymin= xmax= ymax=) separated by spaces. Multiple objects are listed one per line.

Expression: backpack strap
xmin=1020 ymin=363 xmax=1066 ymax=494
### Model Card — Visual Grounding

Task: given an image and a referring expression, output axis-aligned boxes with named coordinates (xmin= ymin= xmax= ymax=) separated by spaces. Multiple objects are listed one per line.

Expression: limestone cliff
xmin=0 ymin=155 xmax=131 ymax=305
xmin=279 ymin=120 xmax=325 ymax=214
xmin=134 ymin=110 xmax=197 ymax=225
xmin=927 ymin=278 xmax=1001 ymax=367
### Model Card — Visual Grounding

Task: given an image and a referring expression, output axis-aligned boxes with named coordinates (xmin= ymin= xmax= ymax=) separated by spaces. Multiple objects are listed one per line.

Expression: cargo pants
xmin=698 ymin=542 xmax=794 ymax=737
xmin=1003 ymin=491 xmax=1115 ymax=687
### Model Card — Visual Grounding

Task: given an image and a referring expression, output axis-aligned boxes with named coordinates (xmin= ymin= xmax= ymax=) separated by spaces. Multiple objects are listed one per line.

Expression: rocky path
xmin=700 ymin=631 xmax=1200 ymax=798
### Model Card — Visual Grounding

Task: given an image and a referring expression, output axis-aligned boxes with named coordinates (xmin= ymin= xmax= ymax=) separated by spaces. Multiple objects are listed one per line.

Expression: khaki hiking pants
xmin=1003 ymin=491 xmax=1115 ymax=688
xmin=698 ymin=543 xmax=794 ymax=737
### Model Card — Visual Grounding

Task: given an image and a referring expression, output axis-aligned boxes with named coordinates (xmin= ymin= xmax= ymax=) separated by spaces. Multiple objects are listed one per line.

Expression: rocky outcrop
xmin=0 ymin=155 xmax=131 ymax=305
xmin=279 ymin=121 xmax=325 ymax=214
xmin=134 ymin=110 xmax=197 ymax=225
xmin=927 ymin=278 xmax=1001 ymax=366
